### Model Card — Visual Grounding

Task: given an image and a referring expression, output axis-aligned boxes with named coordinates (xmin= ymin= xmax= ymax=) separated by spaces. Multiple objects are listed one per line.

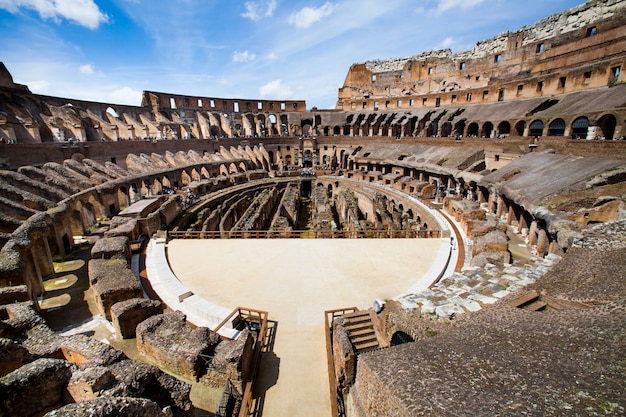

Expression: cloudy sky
xmin=1 ymin=0 xmax=583 ymax=109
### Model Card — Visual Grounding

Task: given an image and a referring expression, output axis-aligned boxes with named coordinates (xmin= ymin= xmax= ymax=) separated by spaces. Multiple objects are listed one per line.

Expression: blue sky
xmin=0 ymin=0 xmax=584 ymax=109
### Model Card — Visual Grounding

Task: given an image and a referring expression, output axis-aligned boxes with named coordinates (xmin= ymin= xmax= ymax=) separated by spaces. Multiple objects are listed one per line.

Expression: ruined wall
xmin=337 ymin=0 xmax=626 ymax=111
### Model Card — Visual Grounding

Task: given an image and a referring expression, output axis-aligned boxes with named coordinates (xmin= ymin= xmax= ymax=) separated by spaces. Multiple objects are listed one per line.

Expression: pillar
xmin=536 ymin=229 xmax=549 ymax=257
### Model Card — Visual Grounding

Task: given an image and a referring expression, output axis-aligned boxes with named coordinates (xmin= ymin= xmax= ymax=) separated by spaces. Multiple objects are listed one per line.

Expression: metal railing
xmin=168 ymin=229 xmax=440 ymax=240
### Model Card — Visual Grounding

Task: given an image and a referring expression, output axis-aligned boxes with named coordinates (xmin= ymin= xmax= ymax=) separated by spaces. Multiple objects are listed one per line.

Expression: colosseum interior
xmin=0 ymin=0 xmax=625 ymax=416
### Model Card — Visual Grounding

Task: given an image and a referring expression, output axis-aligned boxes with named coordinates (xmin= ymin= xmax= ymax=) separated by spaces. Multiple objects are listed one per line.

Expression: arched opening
xmin=548 ymin=118 xmax=566 ymax=136
xmin=571 ymin=116 xmax=589 ymax=139
xmin=333 ymin=126 xmax=341 ymax=135
xmin=303 ymin=150 xmax=313 ymax=168
xmin=467 ymin=122 xmax=479 ymax=137
xmin=529 ymin=120 xmax=544 ymax=137
xmin=301 ymin=120 xmax=313 ymax=136
xmin=106 ymin=107 xmax=119 ymax=119
xmin=454 ymin=120 xmax=466 ymax=137
xmin=514 ymin=120 xmax=525 ymax=136
xmin=596 ymin=114 xmax=616 ymax=140
xmin=427 ymin=121 xmax=438 ymax=137
xmin=481 ymin=121 xmax=494 ymax=138
xmin=497 ymin=121 xmax=511 ymax=136
xmin=440 ymin=122 xmax=452 ymax=137
xmin=390 ymin=330 xmax=415 ymax=346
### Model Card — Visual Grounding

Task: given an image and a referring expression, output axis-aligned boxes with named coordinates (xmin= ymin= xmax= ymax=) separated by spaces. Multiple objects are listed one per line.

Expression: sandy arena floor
xmin=167 ymin=238 xmax=443 ymax=417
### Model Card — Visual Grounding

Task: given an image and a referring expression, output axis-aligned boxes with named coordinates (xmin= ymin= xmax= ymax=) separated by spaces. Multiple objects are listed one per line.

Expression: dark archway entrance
xmin=597 ymin=114 xmax=616 ymax=140
xmin=390 ymin=331 xmax=415 ymax=346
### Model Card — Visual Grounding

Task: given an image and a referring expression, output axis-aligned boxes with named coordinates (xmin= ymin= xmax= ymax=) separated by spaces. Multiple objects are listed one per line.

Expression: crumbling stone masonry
xmin=88 ymin=258 xmax=143 ymax=321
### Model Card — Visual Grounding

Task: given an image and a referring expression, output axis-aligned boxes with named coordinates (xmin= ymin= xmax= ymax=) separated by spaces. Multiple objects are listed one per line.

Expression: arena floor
xmin=167 ymin=238 xmax=443 ymax=417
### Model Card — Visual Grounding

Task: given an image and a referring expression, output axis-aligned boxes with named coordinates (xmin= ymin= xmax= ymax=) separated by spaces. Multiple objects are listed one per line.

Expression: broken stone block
xmin=472 ymin=230 xmax=509 ymax=256
xmin=136 ymin=311 xmax=220 ymax=380
xmin=66 ymin=366 xmax=116 ymax=402
xmin=90 ymin=236 xmax=131 ymax=262
xmin=111 ymin=298 xmax=164 ymax=339
xmin=207 ymin=329 xmax=254 ymax=394
xmin=43 ymin=396 xmax=172 ymax=417
xmin=0 ymin=338 xmax=27 ymax=377
xmin=0 ymin=285 xmax=30 ymax=305
xmin=0 ymin=358 xmax=73 ymax=416
xmin=333 ymin=324 xmax=356 ymax=390
xmin=60 ymin=333 xmax=125 ymax=366
xmin=88 ymin=259 xmax=142 ymax=320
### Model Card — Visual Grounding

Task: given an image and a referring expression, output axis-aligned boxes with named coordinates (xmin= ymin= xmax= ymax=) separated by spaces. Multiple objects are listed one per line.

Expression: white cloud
xmin=259 ymin=79 xmax=293 ymax=99
xmin=242 ymin=0 xmax=277 ymax=21
xmin=79 ymin=64 xmax=95 ymax=74
xmin=108 ymin=86 xmax=142 ymax=105
xmin=288 ymin=2 xmax=336 ymax=29
xmin=439 ymin=36 xmax=454 ymax=48
xmin=23 ymin=79 xmax=51 ymax=93
xmin=232 ymin=50 xmax=256 ymax=63
xmin=430 ymin=0 xmax=485 ymax=16
xmin=0 ymin=0 xmax=109 ymax=29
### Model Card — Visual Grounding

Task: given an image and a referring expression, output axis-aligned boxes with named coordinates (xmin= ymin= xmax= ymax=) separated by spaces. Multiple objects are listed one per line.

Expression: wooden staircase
xmin=343 ymin=310 xmax=380 ymax=353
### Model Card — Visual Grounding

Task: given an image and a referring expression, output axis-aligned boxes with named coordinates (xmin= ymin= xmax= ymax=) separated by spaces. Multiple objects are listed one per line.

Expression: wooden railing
xmin=213 ymin=307 xmax=269 ymax=417
xmin=325 ymin=307 xmax=358 ymax=417
xmin=168 ymin=229 xmax=440 ymax=240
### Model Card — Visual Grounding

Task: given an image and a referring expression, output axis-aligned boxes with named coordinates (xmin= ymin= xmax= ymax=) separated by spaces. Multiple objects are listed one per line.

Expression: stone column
xmin=536 ymin=229 xmax=549 ymax=257
xmin=32 ymin=238 xmax=54 ymax=278
xmin=528 ymin=221 xmax=538 ymax=245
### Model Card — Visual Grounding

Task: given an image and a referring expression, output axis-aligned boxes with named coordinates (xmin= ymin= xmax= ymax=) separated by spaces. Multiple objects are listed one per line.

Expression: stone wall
xmin=136 ymin=311 xmax=220 ymax=381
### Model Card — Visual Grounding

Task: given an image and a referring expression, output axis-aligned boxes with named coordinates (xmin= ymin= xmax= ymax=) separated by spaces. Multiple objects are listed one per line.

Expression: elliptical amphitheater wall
xmin=1 ymin=1 xmax=626 ymax=415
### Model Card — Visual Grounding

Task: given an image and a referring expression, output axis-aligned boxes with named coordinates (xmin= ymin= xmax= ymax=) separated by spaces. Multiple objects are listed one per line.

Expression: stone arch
xmin=239 ymin=162 xmax=247 ymax=172
xmin=514 ymin=120 xmax=525 ymax=136
xmin=481 ymin=121 xmax=494 ymax=138
xmin=529 ymin=119 xmax=544 ymax=137
xmin=181 ymin=170 xmax=192 ymax=185
xmin=82 ymin=201 xmax=97 ymax=228
xmin=467 ymin=122 xmax=479 ymax=137
xmin=454 ymin=120 xmax=466 ymax=137
xmin=200 ymin=167 xmax=210 ymax=179
xmin=427 ymin=121 xmax=438 ymax=137
xmin=548 ymin=118 xmax=566 ymax=136
xmin=596 ymin=113 xmax=616 ymax=140
xmin=152 ymin=178 xmax=163 ymax=195
xmin=219 ymin=164 xmax=229 ymax=176
xmin=301 ymin=119 xmax=313 ymax=136
xmin=141 ymin=180 xmax=150 ymax=197
xmin=571 ymin=116 xmax=590 ymax=139
xmin=191 ymin=168 xmax=201 ymax=182
xmin=440 ymin=122 xmax=453 ymax=137
xmin=210 ymin=125 xmax=221 ymax=138
xmin=497 ymin=121 xmax=511 ymax=136
xmin=105 ymin=106 xmax=119 ymax=119
xmin=229 ymin=163 xmax=238 ymax=174
xmin=117 ymin=186 xmax=130 ymax=209
xmin=390 ymin=330 xmax=415 ymax=346
xmin=333 ymin=126 xmax=341 ymax=135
